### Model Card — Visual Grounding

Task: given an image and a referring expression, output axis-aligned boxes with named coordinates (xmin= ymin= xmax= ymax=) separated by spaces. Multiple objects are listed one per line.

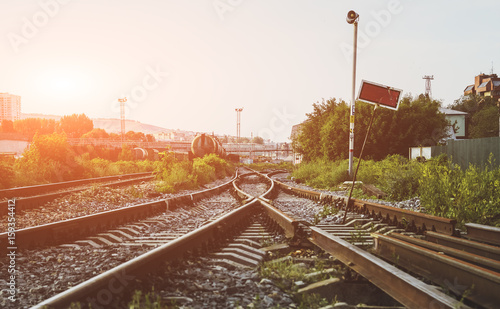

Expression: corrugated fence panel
xmin=431 ymin=137 xmax=500 ymax=169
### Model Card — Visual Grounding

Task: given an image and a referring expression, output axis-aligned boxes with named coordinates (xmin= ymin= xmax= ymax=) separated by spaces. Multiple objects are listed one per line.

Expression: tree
xmin=13 ymin=118 xmax=57 ymax=136
xmin=0 ymin=120 xmax=15 ymax=133
xmin=16 ymin=132 xmax=82 ymax=183
xmin=448 ymin=94 xmax=499 ymax=138
xmin=125 ymin=131 xmax=146 ymax=141
xmin=59 ymin=113 xmax=93 ymax=138
xmin=294 ymin=98 xmax=349 ymax=162
xmin=0 ymin=159 xmax=15 ymax=188
xmin=118 ymin=144 xmax=134 ymax=161
xmin=252 ymin=136 xmax=264 ymax=144
xmin=293 ymin=94 xmax=449 ymax=162
xmin=81 ymin=128 xmax=109 ymax=139
xmin=470 ymin=105 xmax=499 ymax=138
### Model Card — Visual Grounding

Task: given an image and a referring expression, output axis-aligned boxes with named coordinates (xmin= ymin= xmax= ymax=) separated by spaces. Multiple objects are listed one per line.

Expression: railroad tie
xmin=210 ymin=223 xmax=269 ymax=269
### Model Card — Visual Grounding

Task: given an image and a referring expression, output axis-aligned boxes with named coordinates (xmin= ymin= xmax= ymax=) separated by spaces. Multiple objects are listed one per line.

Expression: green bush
xmin=0 ymin=159 xmax=15 ymax=189
xmin=418 ymin=155 xmax=500 ymax=227
xmin=155 ymin=152 xmax=233 ymax=193
xmin=196 ymin=153 xmax=230 ymax=178
xmin=292 ymin=159 xmax=349 ymax=190
xmin=156 ymin=160 xmax=195 ymax=193
xmin=375 ymin=155 xmax=422 ymax=201
xmin=193 ymin=158 xmax=216 ymax=185
xmin=292 ymin=155 xmax=422 ymax=201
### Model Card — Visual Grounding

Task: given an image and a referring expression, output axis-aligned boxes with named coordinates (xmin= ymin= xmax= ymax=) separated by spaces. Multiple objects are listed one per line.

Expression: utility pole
xmin=235 ymin=107 xmax=243 ymax=143
xmin=118 ymin=97 xmax=127 ymax=143
xmin=346 ymin=10 xmax=359 ymax=178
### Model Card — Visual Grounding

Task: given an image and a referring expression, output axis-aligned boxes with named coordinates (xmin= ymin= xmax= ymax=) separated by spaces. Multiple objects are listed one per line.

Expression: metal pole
xmin=119 ymin=97 xmax=127 ymax=144
xmin=343 ymin=104 xmax=378 ymax=224
xmin=348 ymin=18 xmax=358 ymax=178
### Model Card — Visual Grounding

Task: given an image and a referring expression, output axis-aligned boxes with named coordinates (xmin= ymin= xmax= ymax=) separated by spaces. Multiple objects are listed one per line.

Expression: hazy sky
xmin=1 ymin=0 xmax=499 ymax=142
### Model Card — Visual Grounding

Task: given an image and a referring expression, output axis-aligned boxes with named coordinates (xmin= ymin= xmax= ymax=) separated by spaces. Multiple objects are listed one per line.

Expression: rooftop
xmin=439 ymin=108 xmax=468 ymax=115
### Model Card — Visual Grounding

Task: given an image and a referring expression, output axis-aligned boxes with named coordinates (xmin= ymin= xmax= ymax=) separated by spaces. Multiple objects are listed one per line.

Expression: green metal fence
xmin=431 ymin=137 xmax=500 ymax=169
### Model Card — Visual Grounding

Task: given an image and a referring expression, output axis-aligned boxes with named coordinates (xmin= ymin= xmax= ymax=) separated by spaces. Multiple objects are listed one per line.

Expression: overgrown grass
xmin=0 ymin=156 xmax=155 ymax=189
xmin=292 ymin=154 xmax=500 ymax=227
xmin=292 ymin=155 xmax=421 ymax=200
xmin=419 ymin=155 xmax=500 ymax=228
xmin=155 ymin=153 xmax=234 ymax=193
xmin=259 ymin=257 xmax=337 ymax=308
xmin=245 ymin=161 xmax=293 ymax=172
xmin=291 ymin=159 xmax=349 ymax=189
xmin=0 ymin=132 xmax=158 ymax=188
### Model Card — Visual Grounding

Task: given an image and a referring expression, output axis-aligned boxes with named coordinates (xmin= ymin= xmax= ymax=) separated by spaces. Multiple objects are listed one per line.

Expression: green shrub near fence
xmin=292 ymin=155 xmax=421 ymax=201
xmin=292 ymin=154 xmax=500 ymax=227
xmin=419 ymin=155 xmax=500 ymax=228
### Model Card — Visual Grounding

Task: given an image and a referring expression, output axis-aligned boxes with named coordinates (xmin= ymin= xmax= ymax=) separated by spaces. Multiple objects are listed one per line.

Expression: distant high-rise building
xmin=0 ymin=93 xmax=21 ymax=122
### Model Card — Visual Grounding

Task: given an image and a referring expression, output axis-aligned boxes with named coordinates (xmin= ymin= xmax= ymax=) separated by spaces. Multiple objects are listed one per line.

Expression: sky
xmin=1 ymin=0 xmax=499 ymax=142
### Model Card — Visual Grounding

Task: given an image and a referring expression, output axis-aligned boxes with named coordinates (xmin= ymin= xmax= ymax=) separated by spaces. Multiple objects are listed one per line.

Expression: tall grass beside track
xmin=292 ymin=154 xmax=500 ymax=228
xmin=155 ymin=153 xmax=234 ymax=193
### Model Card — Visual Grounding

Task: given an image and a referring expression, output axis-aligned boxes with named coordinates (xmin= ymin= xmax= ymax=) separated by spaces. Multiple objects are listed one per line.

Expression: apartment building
xmin=0 ymin=93 xmax=21 ymax=121
xmin=464 ymin=73 xmax=500 ymax=100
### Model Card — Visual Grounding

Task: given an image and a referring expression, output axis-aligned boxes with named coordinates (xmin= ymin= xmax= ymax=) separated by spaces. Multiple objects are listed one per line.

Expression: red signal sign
xmin=357 ymin=80 xmax=402 ymax=110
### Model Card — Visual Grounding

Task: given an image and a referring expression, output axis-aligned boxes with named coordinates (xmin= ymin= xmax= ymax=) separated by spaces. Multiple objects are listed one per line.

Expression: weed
xmin=295 ymin=293 xmax=332 ymax=309
xmin=349 ymin=225 xmax=367 ymax=245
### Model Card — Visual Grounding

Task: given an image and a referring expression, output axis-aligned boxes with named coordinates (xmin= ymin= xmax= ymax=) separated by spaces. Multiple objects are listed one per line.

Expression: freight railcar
xmin=190 ymin=134 xmax=226 ymax=158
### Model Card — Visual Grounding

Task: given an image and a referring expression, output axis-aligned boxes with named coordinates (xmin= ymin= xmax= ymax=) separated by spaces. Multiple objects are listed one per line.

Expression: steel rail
xmin=465 ymin=223 xmax=500 ymax=246
xmin=273 ymin=179 xmax=323 ymax=201
xmin=0 ymin=175 xmax=154 ymax=216
xmin=373 ymin=233 xmax=500 ymax=308
xmin=233 ymin=169 xmax=297 ymax=238
xmin=0 ymin=172 xmax=152 ymax=198
xmin=34 ymin=199 xmax=261 ymax=309
xmin=232 ymin=172 xmax=258 ymax=201
xmin=256 ymin=198 xmax=298 ymax=238
xmin=309 ymin=227 xmax=471 ymax=309
xmin=273 ymin=179 xmax=456 ymax=235
xmin=0 ymin=199 xmax=166 ymax=253
xmin=350 ymin=199 xmax=456 ymax=235
xmin=390 ymin=232 xmax=500 ymax=272
xmin=425 ymin=231 xmax=500 ymax=261
xmin=0 ymin=174 xmax=237 ymax=253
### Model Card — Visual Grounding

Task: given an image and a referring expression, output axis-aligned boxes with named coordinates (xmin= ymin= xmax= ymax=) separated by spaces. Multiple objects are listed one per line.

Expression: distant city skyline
xmin=1 ymin=1 xmax=499 ymax=141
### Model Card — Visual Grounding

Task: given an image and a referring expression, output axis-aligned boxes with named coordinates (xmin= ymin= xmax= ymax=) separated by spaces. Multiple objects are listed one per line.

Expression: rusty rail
xmin=0 ymin=174 xmax=237 ymax=253
xmin=273 ymin=179 xmax=456 ymax=235
xmin=373 ymin=233 xmax=500 ymax=308
xmin=425 ymin=231 xmax=500 ymax=261
xmin=390 ymin=232 xmax=500 ymax=272
xmin=350 ymin=199 xmax=456 ymax=235
xmin=234 ymin=170 xmax=297 ymax=238
xmin=465 ymin=223 xmax=500 ymax=246
xmin=34 ymin=200 xmax=260 ymax=309
xmin=0 ymin=175 xmax=154 ymax=216
xmin=309 ymin=227 xmax=471 ymax=309
xmin=0 ymin=172 xmax=152 ymax=198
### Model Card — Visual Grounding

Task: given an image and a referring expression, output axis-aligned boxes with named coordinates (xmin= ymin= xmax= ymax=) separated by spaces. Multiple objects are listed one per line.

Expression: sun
xmin=44 ymin=71 xmax=82 ymax=97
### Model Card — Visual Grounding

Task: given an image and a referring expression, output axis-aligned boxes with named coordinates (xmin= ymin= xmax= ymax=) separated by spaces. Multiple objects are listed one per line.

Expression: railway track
xmin=0 ymin=172 xmax=154 ymax=216
xmin=2 ymin=168 xmax=499 ymax=308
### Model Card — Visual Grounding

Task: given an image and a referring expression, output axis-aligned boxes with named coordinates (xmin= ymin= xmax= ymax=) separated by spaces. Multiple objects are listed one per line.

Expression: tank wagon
xmin=190 ymin=134 xmax=226 ymax=158
xmin=133 ymin=134 xmax=238 ymax=162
